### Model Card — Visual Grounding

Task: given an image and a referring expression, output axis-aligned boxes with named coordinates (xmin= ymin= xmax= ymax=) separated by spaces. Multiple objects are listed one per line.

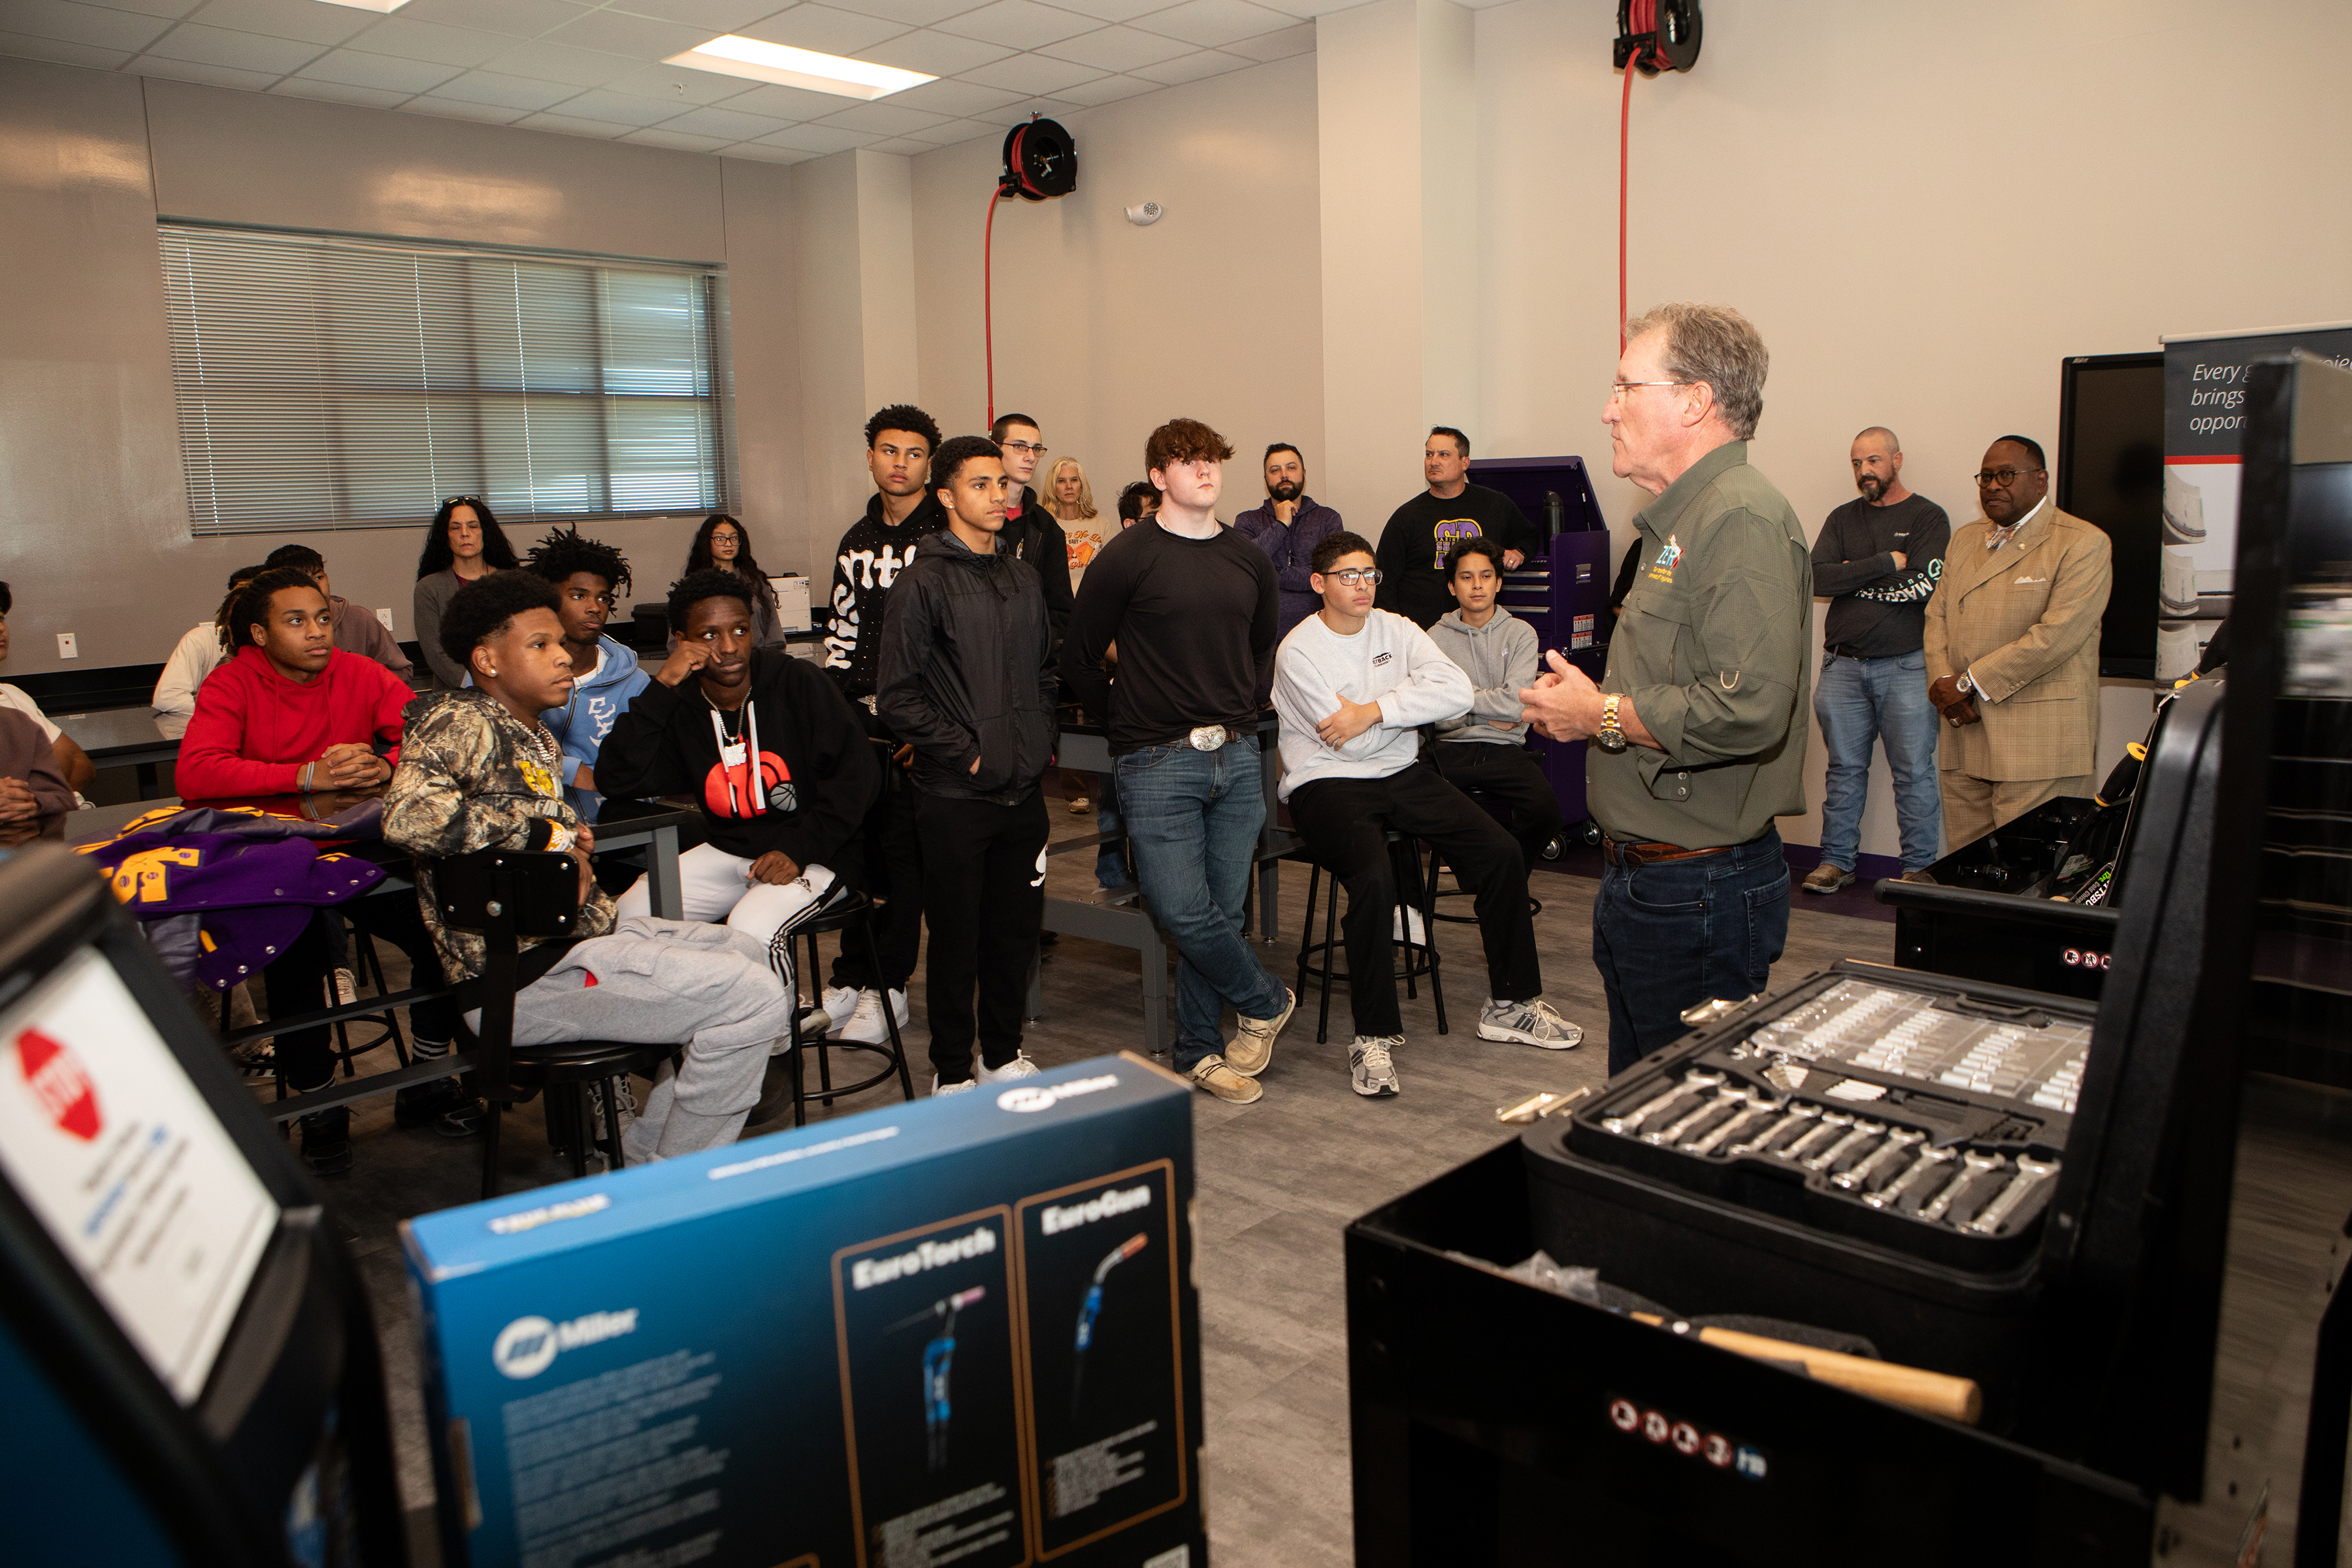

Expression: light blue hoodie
xmin=540 ymin=632 xmax=651 ymax=814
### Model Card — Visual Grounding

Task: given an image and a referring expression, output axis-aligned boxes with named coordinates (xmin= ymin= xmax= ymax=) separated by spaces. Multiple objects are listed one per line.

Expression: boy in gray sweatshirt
xmin=1426 ymin=538 xmax=1569 ymax=864
xmin=1273 ymin=532 xmax=1581 ymax=1099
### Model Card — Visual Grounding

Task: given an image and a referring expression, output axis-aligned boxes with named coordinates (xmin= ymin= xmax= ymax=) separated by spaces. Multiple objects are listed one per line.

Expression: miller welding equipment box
xmin=402 ymin=1054 xmax=1204 ymax=1568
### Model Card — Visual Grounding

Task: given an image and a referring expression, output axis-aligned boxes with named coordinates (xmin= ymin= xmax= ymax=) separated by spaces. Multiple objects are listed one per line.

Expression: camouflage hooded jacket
xmin=384 ymin=688 xmax=617 ymax=985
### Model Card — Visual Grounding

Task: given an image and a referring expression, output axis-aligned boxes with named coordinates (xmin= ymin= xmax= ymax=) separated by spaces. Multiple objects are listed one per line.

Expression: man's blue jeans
xmin=1116 ymin=740 xmax=1288 ymax=1071
xmin=1814 ymin=648 xmax=1943 ymax=875
xmin=1593 ymin=828 xmax=1790 ymax=1075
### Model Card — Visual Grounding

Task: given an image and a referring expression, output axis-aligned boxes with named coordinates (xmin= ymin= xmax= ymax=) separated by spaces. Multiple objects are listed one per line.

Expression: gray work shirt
xmin=1589 ymin=440 xmax=1813 ymax=849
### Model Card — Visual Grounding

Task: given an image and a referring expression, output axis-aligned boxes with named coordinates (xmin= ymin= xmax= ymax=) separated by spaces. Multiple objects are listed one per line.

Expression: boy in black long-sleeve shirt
xmin=878 ymin=436 xmax=1057 ymax=1093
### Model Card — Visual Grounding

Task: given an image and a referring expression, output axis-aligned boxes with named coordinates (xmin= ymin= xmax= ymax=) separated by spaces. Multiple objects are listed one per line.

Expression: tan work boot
xmin=1189 ymin=1055 xmax=1264 ymax=1103
xmin=1224 ymin=988 xmax=1296 ymax=1077
xmin=1801 ymin=862 xmax=1854 ymax=894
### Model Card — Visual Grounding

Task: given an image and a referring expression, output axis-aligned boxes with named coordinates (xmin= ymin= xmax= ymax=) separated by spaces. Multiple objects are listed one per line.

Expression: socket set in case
xmin=1564 ymin=973 xmax=2093 ymax=1271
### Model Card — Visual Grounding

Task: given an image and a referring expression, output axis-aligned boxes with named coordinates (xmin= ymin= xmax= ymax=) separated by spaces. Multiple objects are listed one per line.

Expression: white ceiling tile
xmin=735 ymin=4 xmax=908 ymax=56
xmin=651 ymin=102 xmax=792 ymax=139
xmin=1130 ymin=0 xmax=1293 ymax=46
xmin=542 ymin=86 xmax=693 ymax=124
xmin=268 ymin=74 xmax=404 ymax=106
xmin=1126 ymin=44 xmax=1245 ymax=82
xmin=184 ymin=0 xmax=370 ymax=46
xmin=295 ymin=46 xmax=456 ymax=91
xmin=1034 ymin=22 xmax=1185 ymax=70
xmin=711 ymin=78 xmax=853 ymax=119
xmin=513 ymin=108 xmax=633 ymax=135
xmin=900 ymin=113 xmax=996 ymax=143
xmin=344 ymin=16 xmax=508 ymax=67
xmin=401 ymin=94 xmax=531 ymax=124
xmin=863 ymin=136 xmax=935 ymax=154
xmin=956 ymin=50 xmax=1101 ymax=93
xmin=721 ymin=140 xmax=814 ymax=164
xmin=542 ymin=7 xmax=707 ymax=57
xmin=620 ymin=125 xmax=732 ymax=150
xmin=846 ymin=0 xmax=994 ymax=24
xmin=604 ymin=0 xmax=784 ymax=29
xmin=391 ymin=0 xmax=591 ymax=37
xmin=427 ymin=68 xmax=575 ymax=109
xmin=142 ymin=20 xmax=324 ymax=70
xmin=0 ymin=0 xmax=172 ymax=51
xmin=934 ymin=0 xmax=1096 ymax=50
xmin=1269 ymin=0 xmax=1371 ymax=13
xmin=83 ymin=0 xmax=202 ymax=16
xmin=877 ymin=74 xmax=1019 ymax=117
xmin=0 ymin=27 xmax=128 ymax=65
xmin=1045 ymin=69 xmax=1154 ymax=104
xmin=751 ymin=120 xmax=870 ymax=153
xmin=1047 ymin=0 xmax=1175 ymax=21
xmin=1220 ymin=17 xmax=1307 ymax=57
xmin=129 ymin=53 xmax=276 ymax=87
xmin=476 ymin=38 xmax=638 ymax=86
xmin=596 ymin=59 xmax=753 ymax=101
xmin=854 ymin=26 xmax=1009 ymax=76
xmin=811 ymin=99 xmax=943 ymax=135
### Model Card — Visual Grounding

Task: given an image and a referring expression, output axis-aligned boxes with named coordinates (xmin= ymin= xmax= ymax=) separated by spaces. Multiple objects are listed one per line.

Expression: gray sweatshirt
xmin=1428 ymin=605 xmax=1539 ymax=745
xmin=1273 ymin=609 xmax=1472 ymax=801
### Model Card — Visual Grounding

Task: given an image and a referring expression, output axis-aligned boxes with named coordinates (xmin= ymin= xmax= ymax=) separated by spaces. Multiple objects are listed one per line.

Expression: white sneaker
xmin=333 ymin=968 xmax=358 ymax=1007
xmin=977 ymin=1052 xmax=1041 ymax=1081
xmin=838 ymin=988 xmax=909 ymax=1043
xmin=1390 ymin=906 xmax=1428 ymax=945
xmin=1478 ymin=997 xmax=1584 ymax=1051
xmin=820 ymin=985 xmax=860 ymax=1033
xmin=1350 ymin=1036 xmax=1402 ymax=1097
xmin=932 ymin=1075 xmax=978 ymax=1096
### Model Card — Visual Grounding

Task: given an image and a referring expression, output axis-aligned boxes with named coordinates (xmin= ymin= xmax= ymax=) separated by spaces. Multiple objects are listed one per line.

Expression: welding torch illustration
xmin=887 ymin=1286 xmax=987 ymax=1473
xmin=1070 ymin=1233 xmax=1149 ymax=1422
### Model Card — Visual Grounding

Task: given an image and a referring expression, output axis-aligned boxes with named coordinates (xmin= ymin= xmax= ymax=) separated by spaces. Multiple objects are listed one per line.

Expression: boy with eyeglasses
xmin=990 ymin=412 xmax=1076 ymax=640
xmin=1275 ymin=532 xmax=1579 ymax=1098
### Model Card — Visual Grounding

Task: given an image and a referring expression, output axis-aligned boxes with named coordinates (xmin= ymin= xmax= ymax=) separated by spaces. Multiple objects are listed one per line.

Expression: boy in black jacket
xmin=876 ymin=435 xmax=1058 ymax=1094
xmin=599 ymin=570 xmax=880 ymax=990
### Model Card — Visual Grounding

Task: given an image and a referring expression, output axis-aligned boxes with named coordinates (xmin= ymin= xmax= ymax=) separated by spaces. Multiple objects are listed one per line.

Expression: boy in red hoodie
xmin=181 ymin=567 xmax=475 ymax=1174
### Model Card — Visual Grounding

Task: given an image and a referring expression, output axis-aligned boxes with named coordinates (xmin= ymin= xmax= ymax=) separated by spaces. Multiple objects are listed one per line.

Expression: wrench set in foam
xmin=1571 ymin=977 xmax=2089 ymax=1256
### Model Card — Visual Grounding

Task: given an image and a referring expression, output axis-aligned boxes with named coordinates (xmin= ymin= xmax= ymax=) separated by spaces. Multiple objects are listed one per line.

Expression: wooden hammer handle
xmin=1630 ymin=1314 xmax=1984 ymax=1425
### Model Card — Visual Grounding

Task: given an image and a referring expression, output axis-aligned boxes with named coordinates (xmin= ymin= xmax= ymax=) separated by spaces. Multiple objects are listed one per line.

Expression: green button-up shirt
xmin=1588 ymin=440 xmax=1812 ymax=849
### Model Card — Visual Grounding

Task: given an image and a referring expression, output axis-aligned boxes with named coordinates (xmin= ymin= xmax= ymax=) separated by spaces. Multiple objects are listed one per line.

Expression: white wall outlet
xmin=56 ymin=632 xmax=77 ymax=659
xmin=376 ymin=608 xmax=395 ymax=632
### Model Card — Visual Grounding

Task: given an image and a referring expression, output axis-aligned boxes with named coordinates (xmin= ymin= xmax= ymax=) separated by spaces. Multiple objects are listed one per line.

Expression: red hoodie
xmin=176 ymin=646 xmax=409 ymax=800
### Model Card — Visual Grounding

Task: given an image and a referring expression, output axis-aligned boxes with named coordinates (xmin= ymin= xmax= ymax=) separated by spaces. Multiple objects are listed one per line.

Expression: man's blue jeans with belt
xmin=1593 ymin=828 xmax=1790 ymax=1075
xmin=1814 ymin=648 xmax=1943 ymax=875
xmin=1115 ymin=738 xmax=1288 ymax=1072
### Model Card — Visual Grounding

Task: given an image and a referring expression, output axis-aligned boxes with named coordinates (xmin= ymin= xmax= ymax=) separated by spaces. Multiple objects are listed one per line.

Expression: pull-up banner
xmin=2161 ymin=321 xmax=2352 ymax=679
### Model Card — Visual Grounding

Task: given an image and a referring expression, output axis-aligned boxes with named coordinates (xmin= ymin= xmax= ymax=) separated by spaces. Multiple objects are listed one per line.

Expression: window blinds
xmin=158 ymin=223 xmax=735 ymax=536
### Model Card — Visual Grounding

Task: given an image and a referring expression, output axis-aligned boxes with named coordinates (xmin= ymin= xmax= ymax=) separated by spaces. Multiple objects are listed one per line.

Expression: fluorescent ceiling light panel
xmin=316 ymin=0 xmax=410 ymax=12
xmin=665 ymin=35 xmax=935 ymax=101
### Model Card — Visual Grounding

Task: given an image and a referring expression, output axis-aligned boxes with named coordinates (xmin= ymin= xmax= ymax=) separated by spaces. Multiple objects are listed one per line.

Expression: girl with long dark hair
xmin=413 ymin=496 xmax=519 ymax=686
xmin=683 ymin=514 xmax=784 ymax=645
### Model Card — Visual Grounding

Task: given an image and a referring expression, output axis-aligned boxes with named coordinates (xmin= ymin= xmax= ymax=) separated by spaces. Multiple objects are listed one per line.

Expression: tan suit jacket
xmin=1922 ymin=503 xmax=2111 ymax=781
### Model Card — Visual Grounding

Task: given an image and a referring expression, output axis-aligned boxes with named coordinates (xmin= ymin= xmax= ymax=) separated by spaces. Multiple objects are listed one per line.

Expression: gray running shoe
xmin=1350 ymin=1036 xmax=1402 ymax=1097
xmin=1477 ymin=997 xmax=1584 ymax=1051
xmin=1225 ymin=988 xmax=1296 ymax=1077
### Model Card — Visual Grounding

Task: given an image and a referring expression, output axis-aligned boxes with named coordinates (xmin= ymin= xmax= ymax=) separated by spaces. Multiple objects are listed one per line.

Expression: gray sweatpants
xmin=481 ymin=916 xmax=793 ymax=1162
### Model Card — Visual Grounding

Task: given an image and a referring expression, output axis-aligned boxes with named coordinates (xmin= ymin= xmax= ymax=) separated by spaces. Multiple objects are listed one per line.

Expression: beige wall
xmin=909 ymin=54 xmax=1325 ymax=523
xmin=1473 ymin=0 xmax=2352 ymax=858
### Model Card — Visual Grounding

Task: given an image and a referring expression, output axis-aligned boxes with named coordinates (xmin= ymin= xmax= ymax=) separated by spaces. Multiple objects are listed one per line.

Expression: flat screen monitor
xmin=2057 ymin=351 xmax=2164 ymax=679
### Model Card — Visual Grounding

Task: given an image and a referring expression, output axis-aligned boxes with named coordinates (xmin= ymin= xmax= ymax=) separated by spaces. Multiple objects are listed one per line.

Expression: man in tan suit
xmin=1922 ymin=435 xmax=2112 ymax=847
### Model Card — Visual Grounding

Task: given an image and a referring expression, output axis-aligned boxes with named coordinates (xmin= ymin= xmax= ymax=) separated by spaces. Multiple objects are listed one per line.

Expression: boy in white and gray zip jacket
xmin=1272 ymin=531 xmax=1581 ymax=1100
xmin=1426 ymin=537 xmax=1569 ymax=863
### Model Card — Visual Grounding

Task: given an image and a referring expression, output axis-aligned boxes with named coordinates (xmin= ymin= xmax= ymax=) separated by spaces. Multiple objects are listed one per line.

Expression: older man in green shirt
xmin=1522 ymin=303 xmax=1812 ymax=1073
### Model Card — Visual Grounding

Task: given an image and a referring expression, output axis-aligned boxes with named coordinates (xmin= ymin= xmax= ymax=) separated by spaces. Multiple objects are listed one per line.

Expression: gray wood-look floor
xmin=268 ymin=840 xmax=1901 ymax=1567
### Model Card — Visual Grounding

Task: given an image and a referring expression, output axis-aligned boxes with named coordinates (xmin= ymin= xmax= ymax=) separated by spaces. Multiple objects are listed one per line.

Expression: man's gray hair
xmin=1623 ymin=302 xmax=1769 ymax=441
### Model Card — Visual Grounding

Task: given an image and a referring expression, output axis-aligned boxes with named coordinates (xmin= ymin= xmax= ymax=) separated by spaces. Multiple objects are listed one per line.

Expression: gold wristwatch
xmin=1596 ymin=693 xmax=1628 ymax=754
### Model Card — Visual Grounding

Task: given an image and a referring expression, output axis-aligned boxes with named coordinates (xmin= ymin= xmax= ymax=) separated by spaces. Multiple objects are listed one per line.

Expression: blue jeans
xmin=1095 ymin=772 xmax=1126 ymax=890
xmin=1116 ymin=740 xmax=1288 ymax=1071
xmin=1814 ymin=649 xmax=1943 ymax=874
xmin=1593 ymin=828 xmax=1790 ymax=1075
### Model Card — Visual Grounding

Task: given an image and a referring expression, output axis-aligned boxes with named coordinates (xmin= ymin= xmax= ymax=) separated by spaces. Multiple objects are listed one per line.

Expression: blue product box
xmin=402 ymin=1054 xmax=1207 ymax=1568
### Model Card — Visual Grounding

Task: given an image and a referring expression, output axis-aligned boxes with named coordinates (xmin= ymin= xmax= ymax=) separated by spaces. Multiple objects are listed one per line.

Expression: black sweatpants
xmin=1290 ymin=762 xmax=1542 ymax=1039
xmin=831 ymin=752 xmax=924 ymax=994
xmin=265 ymin=894 xmax=459 ymax=1094
xmin=1430 ymin=740 xmax=1566 ymax=862
xmin=913 ymin=789 xmax=1051 ymax=1082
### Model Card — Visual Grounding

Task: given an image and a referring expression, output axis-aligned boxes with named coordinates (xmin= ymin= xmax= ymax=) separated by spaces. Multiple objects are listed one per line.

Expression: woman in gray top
xmin=412 ymin=496 xmax=519 ymax=686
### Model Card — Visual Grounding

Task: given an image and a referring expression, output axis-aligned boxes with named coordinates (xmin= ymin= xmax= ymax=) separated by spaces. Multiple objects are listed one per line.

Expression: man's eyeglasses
xmin=1000 ymin=440 xmax=1049 ymax=458
xmin=1323 ymin=568 xmax=1384 ymax=587
xmin=1972 ymin=467 xmax=2044 ymax=488
xmin=1610 ymin=380 xmax=1693 ymax=399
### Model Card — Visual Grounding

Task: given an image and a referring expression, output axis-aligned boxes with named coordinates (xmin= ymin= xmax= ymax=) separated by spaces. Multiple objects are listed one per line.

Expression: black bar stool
xmin=1290 ymin=829 xmax=1446 ymax=1045
xmin=780 ymin=889 xmax=915 ymax=1125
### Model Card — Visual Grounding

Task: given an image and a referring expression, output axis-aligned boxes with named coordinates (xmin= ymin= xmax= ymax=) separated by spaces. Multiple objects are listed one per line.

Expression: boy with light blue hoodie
xmin=525 ymin=527 xmax=651 ymax=816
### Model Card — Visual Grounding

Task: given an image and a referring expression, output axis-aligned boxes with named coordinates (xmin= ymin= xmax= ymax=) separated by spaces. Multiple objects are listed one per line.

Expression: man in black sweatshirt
xmin=990 ymin=411 xmax=1076 ymax=640
xmin=598 ymin=569 xmax=879 ymax=994
xmin=819 ymin=403 xmax=946 ymax=1043
xmin=877 ymin=435 xmax=1058 ymax=1094
xmin=1374 ymin=427 xmax=1541 ymax=627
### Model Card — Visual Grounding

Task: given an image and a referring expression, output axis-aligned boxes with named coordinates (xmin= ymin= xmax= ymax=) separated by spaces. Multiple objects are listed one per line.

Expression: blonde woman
xmin=1048 ymin=456 xmax=1107 ymax=813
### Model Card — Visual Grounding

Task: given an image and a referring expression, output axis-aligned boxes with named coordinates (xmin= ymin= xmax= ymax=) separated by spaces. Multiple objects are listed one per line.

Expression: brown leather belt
xmin=1603 ymin=836 xmax=1731 ymax=869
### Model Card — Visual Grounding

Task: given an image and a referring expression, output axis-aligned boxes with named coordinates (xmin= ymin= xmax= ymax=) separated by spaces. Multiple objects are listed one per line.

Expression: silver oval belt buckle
xmin=1188 ymin=726 xmax=1223 ymax=751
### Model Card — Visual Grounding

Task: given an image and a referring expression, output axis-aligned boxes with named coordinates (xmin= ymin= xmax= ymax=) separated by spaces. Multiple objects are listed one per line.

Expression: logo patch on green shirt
xmin=1646 ymin=533 xmax=1683 ymax=585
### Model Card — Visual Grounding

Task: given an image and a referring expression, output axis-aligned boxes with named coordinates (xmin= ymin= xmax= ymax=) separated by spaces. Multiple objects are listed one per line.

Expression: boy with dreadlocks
xmin=525 ymin=527 xmax=650 ymax=816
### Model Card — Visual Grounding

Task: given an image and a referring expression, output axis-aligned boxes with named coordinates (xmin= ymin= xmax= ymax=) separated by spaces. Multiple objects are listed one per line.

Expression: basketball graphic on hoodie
xmin=706 ymin=747 xmax=795 ymax=819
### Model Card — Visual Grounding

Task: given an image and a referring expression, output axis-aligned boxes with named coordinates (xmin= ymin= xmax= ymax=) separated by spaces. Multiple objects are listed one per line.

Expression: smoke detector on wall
xmin=1124 ymin=202 xmax=1164 ymax=227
